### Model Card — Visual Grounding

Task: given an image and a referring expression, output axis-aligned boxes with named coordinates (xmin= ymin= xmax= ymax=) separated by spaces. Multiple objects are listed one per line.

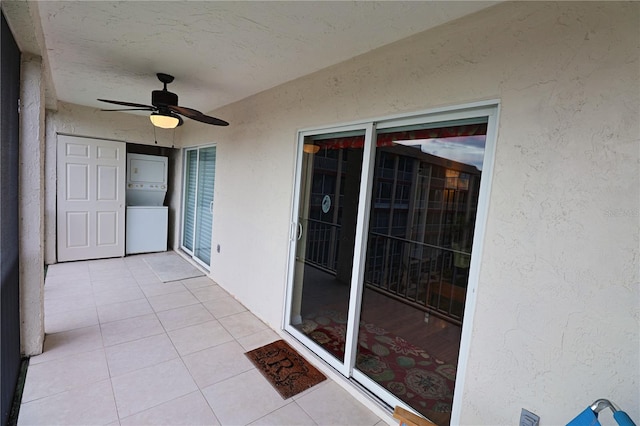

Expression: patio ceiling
xmin=3 ymin=1 xmax=498 ymax=116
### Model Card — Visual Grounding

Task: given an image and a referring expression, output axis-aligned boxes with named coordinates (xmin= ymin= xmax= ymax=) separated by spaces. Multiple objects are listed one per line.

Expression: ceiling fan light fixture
xmin=150 ymin=112 xmax=180 ymax=129
xmin=303 ymin=143 xmax=320 ymax=154
xmin=99 ymin=73 xmax=229 ymax=127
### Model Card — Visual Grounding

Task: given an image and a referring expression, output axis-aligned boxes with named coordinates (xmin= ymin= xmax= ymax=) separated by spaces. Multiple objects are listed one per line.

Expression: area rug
xmin=142 ymin=251 xmax=204 ymax=282
xmin=301 ymin=310 xmax=455 ymax=415
xmin=245 ymin=340 xmax=326 ymax=399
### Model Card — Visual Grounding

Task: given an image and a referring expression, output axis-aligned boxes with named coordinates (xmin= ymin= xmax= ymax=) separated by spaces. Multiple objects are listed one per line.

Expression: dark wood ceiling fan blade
xmin=169 ymin=105 xmax=229 ymax=126
xmin=100 ymin=108 xmax=155 ymax=112
xmin=97 ymin=99 xmax=155 ymax=109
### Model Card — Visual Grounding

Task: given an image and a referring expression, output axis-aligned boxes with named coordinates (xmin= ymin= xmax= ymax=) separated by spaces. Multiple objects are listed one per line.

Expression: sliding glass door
xmin=286 ymin=104 xmax=498 ymax=424
xmin=287 ymin=126 xmax=370 ymax=374
xmin=182 ymin=146 xmax=216 ymax=268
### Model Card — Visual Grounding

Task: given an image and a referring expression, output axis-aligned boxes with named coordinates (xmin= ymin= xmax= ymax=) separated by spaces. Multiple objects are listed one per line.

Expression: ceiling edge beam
xmin=2 ymin=1 xmax=58 ymax=110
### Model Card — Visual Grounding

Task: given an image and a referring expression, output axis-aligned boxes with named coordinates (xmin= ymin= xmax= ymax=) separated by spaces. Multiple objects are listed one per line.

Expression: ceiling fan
xmin=98 ymin=73 xmax=229 ymax=128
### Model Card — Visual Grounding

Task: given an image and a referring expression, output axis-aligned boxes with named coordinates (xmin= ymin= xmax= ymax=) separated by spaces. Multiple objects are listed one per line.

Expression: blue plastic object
xmin=567 ymin=407 xmax=600 ymax=426
xmin=567 ymin=399 xmax=637 ymax=426
xmin=615 ymin=411 xmax=637 ymax=426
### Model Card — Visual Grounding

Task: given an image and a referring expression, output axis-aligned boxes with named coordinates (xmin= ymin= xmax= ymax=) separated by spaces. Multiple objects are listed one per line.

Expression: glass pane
xmin=358 ymin=121 xmax=487 ymax=425
xmin=182 ymin=149 xmax=197 ymax=251
xmin=194 ymin=146 xmax=216 ymax=266
xmin=290 ymin=131 xmax=365 ymax=363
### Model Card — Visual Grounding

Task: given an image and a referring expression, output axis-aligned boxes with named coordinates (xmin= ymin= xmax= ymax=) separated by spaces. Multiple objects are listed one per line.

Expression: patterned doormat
xmin=245 ymin=340 xmax=326 ymax=399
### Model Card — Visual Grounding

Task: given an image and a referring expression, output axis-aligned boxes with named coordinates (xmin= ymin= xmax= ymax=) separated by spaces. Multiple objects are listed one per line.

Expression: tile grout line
xmin=117 ymin=260 xmax=232 ymax=424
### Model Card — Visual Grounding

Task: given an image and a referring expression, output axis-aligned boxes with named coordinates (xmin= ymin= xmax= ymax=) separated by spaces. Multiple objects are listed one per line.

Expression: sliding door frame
xmin=180 ymin=144 xmax=217 ymax=270
xmin=284 ymin=122 xmax=374 ymax=376
xmin=284 ymin=100 xmax=500 ymax=421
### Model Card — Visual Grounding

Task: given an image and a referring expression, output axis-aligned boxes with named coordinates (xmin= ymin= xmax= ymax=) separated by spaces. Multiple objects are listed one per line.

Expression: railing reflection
xmin=364 ymin=233 xmax=469 ymax=326
xmin=305 ymin=218 xmax=341 ymax=272
xmin=304 ymin=221 xmax=469 ymax=326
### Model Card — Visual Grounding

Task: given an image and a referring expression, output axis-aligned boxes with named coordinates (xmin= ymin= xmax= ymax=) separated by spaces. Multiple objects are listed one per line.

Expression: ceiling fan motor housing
xmin=152 ymin=90 xmax=178 ymax=107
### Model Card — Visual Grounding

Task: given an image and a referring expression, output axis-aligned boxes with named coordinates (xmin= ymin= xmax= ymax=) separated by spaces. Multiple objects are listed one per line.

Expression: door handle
xmin=209 ymin=201 xmax=214 ymax=214
xmin=297 ymin=223 xmax=303 ymax=241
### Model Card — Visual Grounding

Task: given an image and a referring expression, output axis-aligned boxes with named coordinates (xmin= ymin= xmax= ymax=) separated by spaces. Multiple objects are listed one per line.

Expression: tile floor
xmin=18 ymin=254 xmax=388 ymax=426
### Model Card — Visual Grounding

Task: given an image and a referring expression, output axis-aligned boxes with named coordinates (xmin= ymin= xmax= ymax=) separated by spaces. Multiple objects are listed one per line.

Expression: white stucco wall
xmin=179 ymin=2 xmax=639 ymax=424
xmin=19 ymin=54 xmax=46 ymax=356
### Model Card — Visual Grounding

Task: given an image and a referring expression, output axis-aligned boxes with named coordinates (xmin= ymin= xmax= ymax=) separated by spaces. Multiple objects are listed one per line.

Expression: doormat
xmin=143 ymin=251 xmax=204 ymax=282
xmin=245 ymin=339 xmax=326 ymax=399
xmin=301 ymin=310 xmax=455 ymax=418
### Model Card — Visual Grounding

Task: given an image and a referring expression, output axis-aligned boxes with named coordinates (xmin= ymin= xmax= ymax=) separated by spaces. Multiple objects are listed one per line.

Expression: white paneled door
xmin=57 ymin=135 xmax=126 ymax=262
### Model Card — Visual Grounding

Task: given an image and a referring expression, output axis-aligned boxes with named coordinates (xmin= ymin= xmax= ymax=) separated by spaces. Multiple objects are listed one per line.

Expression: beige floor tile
xmin=237 ymin=329 xmax=281 ymax=352
xmin=44 ymin=280 xmax=93 ymax=298
xmin=139 ymin=280 xmax=186 ymax=296
xmin=45 ymin=306 xmax=99 ymax=333
xmin=44 ymin=294 xmax=96 ymax=315
xmin=87 ymin=257 xmax=128 ymax=272
xmin=218 ymin=311 xmax=269 ymax=339
xmin=296 ymin=381 xmax=382 ymax=426
xmin=182 ymin=340 xmax=254 ymax=388
xmin=120 ymin=391 xmax=220 ymax=426
xmin=94 ymin=286 xmax=146 ymax=307
xmin=111 ymin=358 xmax=198 ymax=418
xmin=147 ymin=289 xmax=199 ymax=312
xmin=289 ymin=376 xmax=330 ymax=402
xmin=30 ymin=325 xmax=103 ymax=365
xmin=91 ymin=276 xmax=139 ymax=293
xmin=167 ymin=320 xmax=234 ymax=356
xmin=203 ymin=295 xmax=247 ymax=318
xmin=156 ymin=303 xmax=215 ymax=331
xmin=201 ymin=369 xmax=288 ymax=425
xmin=18 ymin=379 xmax=118 ymax=426
xmin=22 ymin=255 xmax=385 ymax=426
xmin=140 ymin=279 xmax=187 ymax=297
xmin=100 ymin=313 xmax=164 ymax=347
xmin=134 ymin=274 xmax=164 ymax=286
xmin=89 ymin=266 xmax=133 ymax=281
xmin=45 ymin=262 xmax=91 ymax=281
xmin=128 ymin=264 xmax=156 ymax=275
xmin=181 ymin=276 xmax=216 ymax=290
xmin=189 ymin=284 xmax=229 ymax=302
xmin=97 ymin=298 xmax=154 ymax=324
xmin=22 ymin=349 xmax=110 ymax=402
xmin=105 ymin=333 xmax=179 ymax=377
xmin=123 ymin=255 xmax=148 ymax=266
xmin=124 ymin=257 xmax=152 ymax=269
xmin=249 ymin=402 xmax=317 ymax=426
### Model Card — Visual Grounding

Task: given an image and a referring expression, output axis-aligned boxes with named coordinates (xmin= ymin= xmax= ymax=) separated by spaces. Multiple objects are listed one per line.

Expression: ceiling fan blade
xmin=169 ymin=105 xmax=229 ymax=126
xmin=98 ymin=99 xmax=155 ymax=109
xmin=100 ymin=108 xmax=155 ymax=112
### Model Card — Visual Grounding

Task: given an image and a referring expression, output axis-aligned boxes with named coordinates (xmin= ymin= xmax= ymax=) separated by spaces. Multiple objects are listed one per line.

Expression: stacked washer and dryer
xmin=125 ymin=153 xmax=169 ymax=254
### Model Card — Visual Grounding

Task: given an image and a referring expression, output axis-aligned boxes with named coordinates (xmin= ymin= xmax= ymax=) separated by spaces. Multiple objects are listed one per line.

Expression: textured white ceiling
xmin=23 ymin=1 xmax=497 ymax=116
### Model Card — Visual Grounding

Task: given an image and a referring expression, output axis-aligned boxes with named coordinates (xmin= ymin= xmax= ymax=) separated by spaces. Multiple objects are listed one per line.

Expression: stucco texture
xmin=45 ymin=1 xmax=639 ymax=424
xmin=180 ymin=2 xmax=639 ymax=424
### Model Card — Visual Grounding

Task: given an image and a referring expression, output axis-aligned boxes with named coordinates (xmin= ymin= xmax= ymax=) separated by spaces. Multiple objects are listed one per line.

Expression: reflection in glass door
xmin=289 ymin=130 xmax=365 ymax=367
xmin=286 ymin=105 xmax=497 ymax=425
xmin=355 ymin=121 xmax=487 ymax=426
xmin=182 ymin=146 xmax=216 ymax=268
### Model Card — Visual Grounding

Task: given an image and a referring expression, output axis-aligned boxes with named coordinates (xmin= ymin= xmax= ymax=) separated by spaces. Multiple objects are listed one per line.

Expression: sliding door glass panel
xmin=194 ymin=146 xmax=216 ymax=266
xmin=289 ymin=130 xmax=365 ymax=363
xmin=181 ymin=146 xmax=216 ymax=268
xmin=357 ymin=120 xmax=487 ymax=426
xmin=182 ymin=149 xmax=198 ymax=252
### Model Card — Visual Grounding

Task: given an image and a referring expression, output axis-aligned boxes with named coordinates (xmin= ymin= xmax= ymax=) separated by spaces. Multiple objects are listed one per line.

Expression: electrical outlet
xmin=520 ymin=409 xmax=540 ymax=426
